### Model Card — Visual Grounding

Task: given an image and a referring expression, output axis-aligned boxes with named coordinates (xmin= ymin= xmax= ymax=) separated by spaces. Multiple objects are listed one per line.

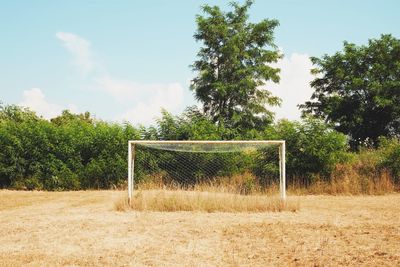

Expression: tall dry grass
xmin=120 ymin=153 xmax=398 ymax=213
xmin=136 ymin=172 xmax=278 ymax=195
xmin=302 ymin=167 xmax=395 ymax=195
xmin=115 ymin=172 xmax=299 ymax=213
xmin=289 ymin=150 xmax=397 ymax=195
xmin=137 ymin=165 xmax=397 ymax=197
xmin=115 ymin=189 xmax=299 ymax=213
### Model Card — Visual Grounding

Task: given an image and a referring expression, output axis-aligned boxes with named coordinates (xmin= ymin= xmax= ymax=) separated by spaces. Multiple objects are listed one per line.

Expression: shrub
xmin=0 ymin=102 xmax=396 ymax=193
xmin=378 ymin=138 xmax=400 ymax=185
xmin=263 ymin=118 xmax=351 ymax=184
xmin=0 ymin=105 xmax=140 ymax=190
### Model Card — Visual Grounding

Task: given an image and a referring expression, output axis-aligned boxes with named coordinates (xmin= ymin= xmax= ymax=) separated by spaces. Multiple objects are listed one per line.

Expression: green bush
xmin=0 ymin=105 xmax=140 ymax=190
xmin=0 ymin=103 xmax=367 ymax=191
xmin=378 ymin=138 xmax=400 ymax=184
xmin=263 ymin=118 xmax=350 ymax=184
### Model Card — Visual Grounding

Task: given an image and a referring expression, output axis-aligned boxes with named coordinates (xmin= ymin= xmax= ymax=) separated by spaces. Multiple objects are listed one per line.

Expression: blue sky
xmin=1 ymin=0 xmax=399 ymax=125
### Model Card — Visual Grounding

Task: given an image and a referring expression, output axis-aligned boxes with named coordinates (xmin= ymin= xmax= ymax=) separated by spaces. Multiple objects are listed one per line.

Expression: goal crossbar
xmin=127 ymin=140 xmax=286 ymax=203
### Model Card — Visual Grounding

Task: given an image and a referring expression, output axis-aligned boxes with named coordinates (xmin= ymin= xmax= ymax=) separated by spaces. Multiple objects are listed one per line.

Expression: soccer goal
xmin=127 ymin=140 xmax=286 ymax=203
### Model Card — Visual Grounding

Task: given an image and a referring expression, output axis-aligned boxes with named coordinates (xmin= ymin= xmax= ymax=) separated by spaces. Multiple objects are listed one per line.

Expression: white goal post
xmin=127 ymin=140 xmax=286 ymax=203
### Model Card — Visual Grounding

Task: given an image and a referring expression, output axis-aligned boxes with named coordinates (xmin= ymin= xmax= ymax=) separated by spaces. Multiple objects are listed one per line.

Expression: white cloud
xmin=19 ymin=88 xmax=78 ymax=119
xmin=97 ymin=77 xmax=185 ymax=125
xmin=96 ymin=75 xmax=183 ymax=98
xmin=56 ymin=32 xmax=94 ymax=75
xmin=56 ymin=31 xmax=187 ymax=125
xmin=119 ymin=84 xmax=184 ymax=125
xmin=19 ymin=88 xmax=64 ymax=119
xmin=95 ymin=76 xmax=151 ymax=103
xmin=264 ymin=53 xmax=314 ymax=121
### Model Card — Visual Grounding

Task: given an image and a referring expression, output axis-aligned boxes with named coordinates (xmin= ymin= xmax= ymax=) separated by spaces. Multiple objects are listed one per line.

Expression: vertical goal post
xmin=127 ymin=140 xmax=286 ymax=204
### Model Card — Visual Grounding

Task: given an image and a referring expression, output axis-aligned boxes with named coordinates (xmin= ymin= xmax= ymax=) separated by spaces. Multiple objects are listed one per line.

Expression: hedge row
xmin=0 ymin=104 xmax=398 ymax=190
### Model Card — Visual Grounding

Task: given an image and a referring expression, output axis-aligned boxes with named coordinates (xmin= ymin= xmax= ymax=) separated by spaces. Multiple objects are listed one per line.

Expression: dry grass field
xmin=1 ymin=190 xmax=400 ymax=266
xmin=117 ymin=189 xmax=299 ymax=213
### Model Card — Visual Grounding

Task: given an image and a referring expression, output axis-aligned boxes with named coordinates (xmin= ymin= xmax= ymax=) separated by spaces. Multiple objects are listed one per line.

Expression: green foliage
xmin=191 ymin=0 xmax=281 ymax=132
xmin=0 ymin=104 xmax=140 ymax=190
xmin=262 ymin=118 xmax=350 ymax=183
xmin=135 ymin=144 xmax=261 ymax=187
xmin=1 ymin=102 xmax=397 ymax=191
xmin=378 ymin=138 xmax=400 ymax=184
xmin=134 ymin=110 xmax=265 ymax=185
xmin=139 ymin=112 xmax=351 ymax=186
xmin=155 ymin=107 xmax=223 ymax=140
xmin=0 ymin=103 xmax=38 ymax=123
xmin=301 ymin=34 xmax=400 ymax=149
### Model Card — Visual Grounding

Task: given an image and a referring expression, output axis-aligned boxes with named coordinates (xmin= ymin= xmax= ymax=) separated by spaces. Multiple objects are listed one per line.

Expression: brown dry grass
xmin=138 ymin=169 xmax=398 ymax=197
xmin=115 ymin=189 xmax=299 ymax=212
xmin=289 ymin=168 xmax=396 ymax=196
xmin=1 ymin=190 xmax=400 ymax=266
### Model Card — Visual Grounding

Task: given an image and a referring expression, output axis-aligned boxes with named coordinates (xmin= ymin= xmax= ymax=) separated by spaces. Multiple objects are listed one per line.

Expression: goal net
xmin=128 ymin=140 xmax=286 ymax=202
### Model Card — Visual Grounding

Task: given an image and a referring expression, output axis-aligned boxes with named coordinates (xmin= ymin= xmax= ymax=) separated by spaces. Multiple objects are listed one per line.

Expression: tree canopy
xmin=191 ymin=0 xmax=281 ymax=132
xmin=300 ymin=34 xmax=400 ymax=148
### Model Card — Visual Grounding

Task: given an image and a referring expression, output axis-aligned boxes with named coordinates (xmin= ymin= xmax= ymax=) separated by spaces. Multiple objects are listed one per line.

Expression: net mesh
xmin=133 ymin=142 xmax=280 ymax=189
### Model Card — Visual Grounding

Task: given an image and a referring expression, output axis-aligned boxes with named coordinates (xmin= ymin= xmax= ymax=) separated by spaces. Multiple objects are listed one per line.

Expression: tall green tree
xmin=300 ymin=34 xmax=400 ymax=149
xmin=191 ymin=0 xmax=281 ymax=132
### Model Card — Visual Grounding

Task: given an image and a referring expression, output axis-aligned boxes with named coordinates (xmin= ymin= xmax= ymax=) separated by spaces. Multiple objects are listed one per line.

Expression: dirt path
xmin=1 ymin=190 xmax=399 ymax=266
